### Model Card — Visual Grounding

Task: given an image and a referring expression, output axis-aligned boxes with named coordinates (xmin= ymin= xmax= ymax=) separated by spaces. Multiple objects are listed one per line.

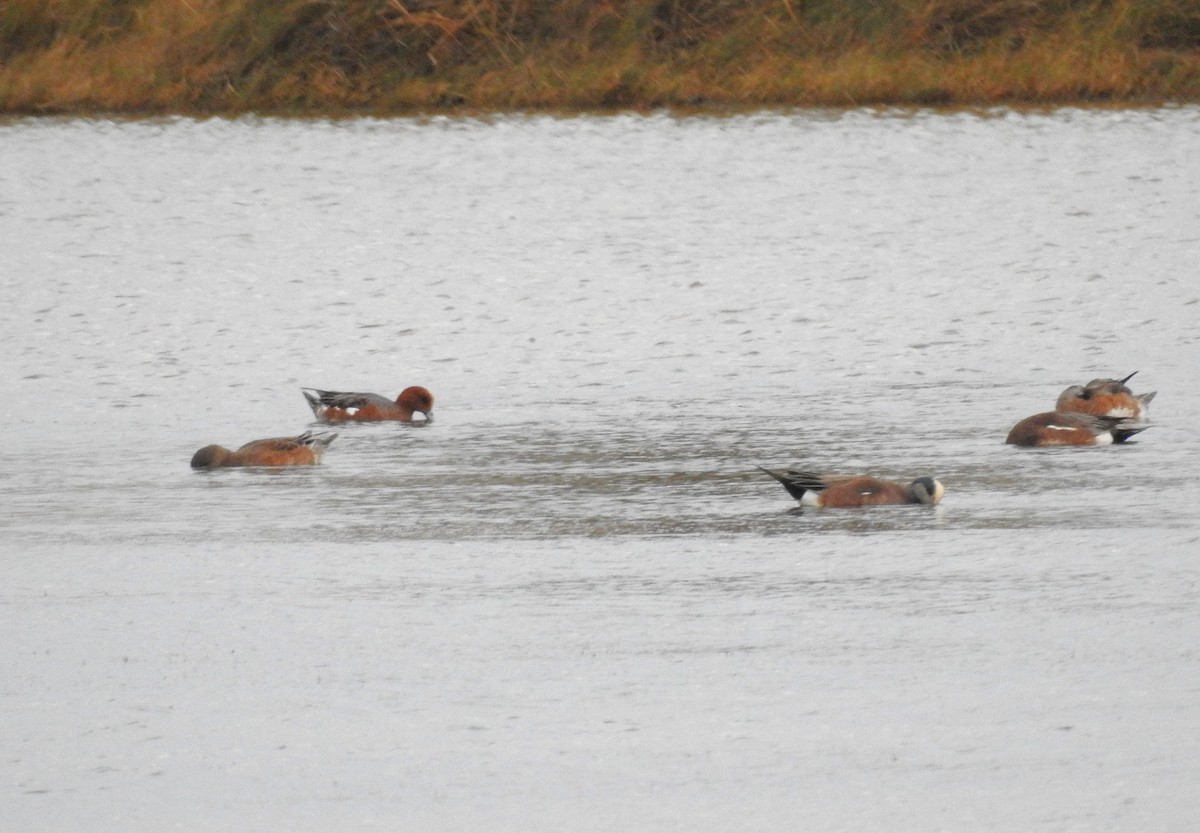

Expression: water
xmin=2 ymin=109 xmax=1199 ymax=831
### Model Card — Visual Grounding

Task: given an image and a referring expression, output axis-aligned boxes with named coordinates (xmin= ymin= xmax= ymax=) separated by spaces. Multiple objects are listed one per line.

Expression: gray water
xmin=2 ymin=109 xmax=1199 ymax=831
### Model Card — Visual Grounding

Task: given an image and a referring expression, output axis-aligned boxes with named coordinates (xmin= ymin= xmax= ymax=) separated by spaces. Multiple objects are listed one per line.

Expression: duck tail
xmin=1108 ymin=419 xmax=1150 ymax=444
xmin=309 ymin=431 xmax=338 ymax=449
xmin=301 ymin=388 xmax=323 ymax=416
xmin=757 ymin=466 xmax=822 ymax=502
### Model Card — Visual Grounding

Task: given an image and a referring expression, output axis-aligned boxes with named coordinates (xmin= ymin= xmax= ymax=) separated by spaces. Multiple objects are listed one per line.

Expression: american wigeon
xmin=758 ymin=467 xmax=945 ymax=508
xmin=1005 ymin=411 xmax=1148 ymax=447
xmin=302 ymin=385 xmax=434 ymax=424
xmin=191 ymin=430 xmax=337 ymax=469
xmin=1055 ymin=371 xmax=1156 ymax=420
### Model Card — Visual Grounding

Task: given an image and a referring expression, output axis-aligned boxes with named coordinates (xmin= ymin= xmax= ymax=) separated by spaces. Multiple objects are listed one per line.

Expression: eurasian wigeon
xmin=301 ymin=385 xmax=434 ymax=424
xmin=1005 ymin=411 xmax=1148 ymax=447
xmin=1055 ymin=371 xmax=1156 ymax=420
xmin=758 ymin=467 xmax=945 ymax=508
xmin=190 ymin=430 xmax=337 ymax=469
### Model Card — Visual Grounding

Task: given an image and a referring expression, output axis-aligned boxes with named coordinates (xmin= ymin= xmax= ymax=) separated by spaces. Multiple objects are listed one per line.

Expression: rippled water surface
xmin=2 ymin=109 xmax=1199 ymax=831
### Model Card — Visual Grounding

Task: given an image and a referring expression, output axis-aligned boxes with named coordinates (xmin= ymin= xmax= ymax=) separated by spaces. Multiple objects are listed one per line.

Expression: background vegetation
xmin=3 ymin=0 xmax=1200 ymax=113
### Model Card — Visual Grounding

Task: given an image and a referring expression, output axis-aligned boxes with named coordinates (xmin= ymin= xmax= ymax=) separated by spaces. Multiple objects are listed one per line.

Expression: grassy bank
xmin=3 ymin=0 xmax=1200 ymax=114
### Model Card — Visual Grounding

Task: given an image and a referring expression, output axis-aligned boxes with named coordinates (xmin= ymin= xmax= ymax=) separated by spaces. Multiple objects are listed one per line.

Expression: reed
xmin=2 ymin=0 xmax=1199 ymax=113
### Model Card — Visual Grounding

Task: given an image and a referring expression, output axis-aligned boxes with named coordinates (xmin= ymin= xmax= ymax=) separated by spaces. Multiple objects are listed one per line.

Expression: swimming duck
xmin=191 ymin=430 xmax=337 ymax=469
xmin=302 ymin=385 xmax=434 ymax=424
xmin=1055 ymin=371 xmax=1156 ymax=420
xmin=1005 ymin=411 xmax=1148 ymax=447
xmin=758 ymin=467 xmax=945 ymax=508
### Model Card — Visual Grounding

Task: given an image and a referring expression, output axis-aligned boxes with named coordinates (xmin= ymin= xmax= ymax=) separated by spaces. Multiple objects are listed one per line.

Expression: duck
xmin=302 ymin=385 xmax=434 ymax=424
xmin=1055 ymin=371 xmax=1156 ymax=420
xmin=758 ymin=467 xmax=945 ymax=508
xmin=1005 ymin=411 xmax=1148 ymax=447
xmin=191 ymin=430 xmax=337 ymax=469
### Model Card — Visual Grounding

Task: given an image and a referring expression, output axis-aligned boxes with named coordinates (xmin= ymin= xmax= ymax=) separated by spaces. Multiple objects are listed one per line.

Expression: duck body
xmin=758 ymin=467 xmax=944 ymax=508
xmin=191 ymin=430 xmax=337 ymax=468
xmin=1005 ymin=411 xmax=1147 ymax=447
xmin=302 ymin=385 xmax=434 ymax=424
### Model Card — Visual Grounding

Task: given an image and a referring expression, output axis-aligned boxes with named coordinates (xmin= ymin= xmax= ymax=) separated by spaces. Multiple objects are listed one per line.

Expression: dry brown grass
xmin=2 ymin=0 xmax=1199 ymax=113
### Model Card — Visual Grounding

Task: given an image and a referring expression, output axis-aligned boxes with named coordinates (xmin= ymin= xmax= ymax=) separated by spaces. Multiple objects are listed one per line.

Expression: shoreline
xmin=4 ymin=100 xmax=1195 ymax=123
